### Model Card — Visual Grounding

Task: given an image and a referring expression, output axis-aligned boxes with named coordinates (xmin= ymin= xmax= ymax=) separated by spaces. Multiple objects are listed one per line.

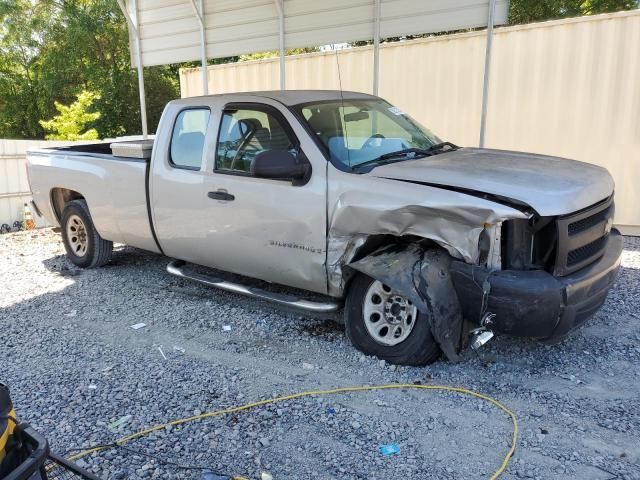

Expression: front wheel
xmin=61 ymin=199 xmax=113 ymax=268
xmin=344 ymin=274 xmax=441 ymax=366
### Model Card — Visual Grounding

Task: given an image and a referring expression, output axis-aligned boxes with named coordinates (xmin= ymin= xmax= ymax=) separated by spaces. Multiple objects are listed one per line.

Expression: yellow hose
xmin=68 ymin=384 xmax=518 ymax=479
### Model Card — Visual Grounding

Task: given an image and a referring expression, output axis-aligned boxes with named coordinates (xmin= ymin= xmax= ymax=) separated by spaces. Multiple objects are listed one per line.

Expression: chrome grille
xmin=554 ymin=197 xmax=613 ymax=276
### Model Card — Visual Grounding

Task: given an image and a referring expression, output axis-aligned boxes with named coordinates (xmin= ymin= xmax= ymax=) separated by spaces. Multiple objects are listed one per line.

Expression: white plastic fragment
xmin=157 ymin=346 xmax=167 ymax=360
xmin=109 ymin=415 xmax=132 ymax=430
xmin=222 ymin=325 xmax=232 ymax=332
xmin=130 ymin=322 xmax=146 ymax=330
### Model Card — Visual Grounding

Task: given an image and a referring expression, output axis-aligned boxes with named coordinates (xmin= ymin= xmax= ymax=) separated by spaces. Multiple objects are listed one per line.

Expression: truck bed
xmin=26 ymin=140 xmax=160 ymax=253
xmin=43 ymin=139 xmax=154 ymax=160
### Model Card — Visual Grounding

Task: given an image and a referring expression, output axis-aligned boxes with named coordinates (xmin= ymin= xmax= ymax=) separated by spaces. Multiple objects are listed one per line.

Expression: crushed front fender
xmin=325 ymin=177 xmax=529 ymax=296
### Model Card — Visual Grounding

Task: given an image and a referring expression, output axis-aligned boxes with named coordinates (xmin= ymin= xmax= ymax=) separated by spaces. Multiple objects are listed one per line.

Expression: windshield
xmin=296 ymin=99 xmax=441 ymax=168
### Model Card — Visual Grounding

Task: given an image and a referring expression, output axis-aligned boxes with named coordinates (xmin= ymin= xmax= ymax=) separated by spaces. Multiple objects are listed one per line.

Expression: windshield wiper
xmin=427 ymin=141 xmax=459 ymax=152
xmin=353 ymin=148 xmax=431 ymax=169
xmin=378 ymin=147 xmax=433 ymax=161
xmin=353 ymin=142 xmax=459 ymax=169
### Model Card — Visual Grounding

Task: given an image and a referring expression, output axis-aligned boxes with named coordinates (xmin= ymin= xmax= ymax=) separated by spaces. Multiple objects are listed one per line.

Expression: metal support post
xmin=274 ymin=0 xmax=285 ymax=89
xmin=372 ymin=0 xmax=381 ymax=95
xmin=189 ymin=0 xmax=209 ymax=95
xmin=117 ymin=0 xmax=148 ymax=137
xmin=479 ymin=0 xmax=497 ymax=148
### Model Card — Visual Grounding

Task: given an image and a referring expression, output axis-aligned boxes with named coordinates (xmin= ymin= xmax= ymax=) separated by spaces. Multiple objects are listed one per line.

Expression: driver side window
xmin=215 ymin=107 xmax=294 ymax=174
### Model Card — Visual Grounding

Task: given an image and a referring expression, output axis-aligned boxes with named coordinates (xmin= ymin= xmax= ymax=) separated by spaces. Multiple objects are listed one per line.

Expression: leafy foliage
xmin=239 ymin=48 xmax=319 ymax=61
xmin=0 ymin=0 xmax=178 ymax=139
xmin=40 ymin=90 xmax=101 ymax=140
xmin=508 ymin=0 xmax=638 ymax=24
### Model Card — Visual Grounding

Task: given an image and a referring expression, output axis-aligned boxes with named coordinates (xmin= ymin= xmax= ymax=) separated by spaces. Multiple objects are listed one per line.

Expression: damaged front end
xmin=332 ymin=184 xmax=622 ymax=355
xmin=326 ymin=182 xmax=530 ymax=297
xmin=325 ymin=177 xmax=532 ymax=360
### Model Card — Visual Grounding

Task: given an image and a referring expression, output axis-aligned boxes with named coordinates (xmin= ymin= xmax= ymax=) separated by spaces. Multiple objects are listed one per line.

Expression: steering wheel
xmin=230 ymin=121 xmax=256 ymax=170
xmin=362 ymin=133 xmax=385 ymax=149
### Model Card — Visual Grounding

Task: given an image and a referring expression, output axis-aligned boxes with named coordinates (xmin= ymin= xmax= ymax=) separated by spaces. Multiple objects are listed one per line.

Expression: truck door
xmin=151 ymin=99 xmax=328 ymax=295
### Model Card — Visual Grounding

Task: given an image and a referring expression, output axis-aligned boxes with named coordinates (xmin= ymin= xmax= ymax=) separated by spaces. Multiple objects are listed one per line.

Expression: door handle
xmin=208 ymin=190 xmax=235 ymax=201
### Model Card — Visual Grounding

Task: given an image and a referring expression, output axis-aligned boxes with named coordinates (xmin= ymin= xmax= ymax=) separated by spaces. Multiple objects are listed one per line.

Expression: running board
xmin=166 ymin=260 xmax=342 ymax=313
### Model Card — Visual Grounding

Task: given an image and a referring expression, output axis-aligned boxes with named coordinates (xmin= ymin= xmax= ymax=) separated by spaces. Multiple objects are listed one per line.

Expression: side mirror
xmin=250 ymin=150 xmax=309 ymax=181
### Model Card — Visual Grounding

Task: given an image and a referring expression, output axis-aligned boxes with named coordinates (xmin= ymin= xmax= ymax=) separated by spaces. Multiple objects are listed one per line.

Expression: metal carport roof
xmin=117 ymin=0 xmax=509 ymax=142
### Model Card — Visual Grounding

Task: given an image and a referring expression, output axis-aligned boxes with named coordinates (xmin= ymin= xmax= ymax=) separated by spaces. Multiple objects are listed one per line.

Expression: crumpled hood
xmin=366 ymin=147 xmax=614 ymax=216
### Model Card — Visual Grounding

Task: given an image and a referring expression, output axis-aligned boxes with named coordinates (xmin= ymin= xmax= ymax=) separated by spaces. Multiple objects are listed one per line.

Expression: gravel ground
xmin=1 ymin=229 xmax=639 ymax=480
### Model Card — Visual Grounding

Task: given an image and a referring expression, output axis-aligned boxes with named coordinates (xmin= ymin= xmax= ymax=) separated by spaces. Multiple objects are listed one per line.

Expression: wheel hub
xmin=363 ymin=281 xmax=417 ymax=346
xmin=67 ymin=214 xmax=88 ymax=257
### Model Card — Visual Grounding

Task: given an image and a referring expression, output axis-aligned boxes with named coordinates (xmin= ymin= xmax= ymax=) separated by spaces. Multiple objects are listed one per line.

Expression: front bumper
xmin=449 ymin=229 xmax=623 ymax=341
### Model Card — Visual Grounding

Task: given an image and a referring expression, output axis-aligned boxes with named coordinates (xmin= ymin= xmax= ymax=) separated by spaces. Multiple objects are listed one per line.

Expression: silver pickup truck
xmin=26 ymin=90 xmax=623 ymax=365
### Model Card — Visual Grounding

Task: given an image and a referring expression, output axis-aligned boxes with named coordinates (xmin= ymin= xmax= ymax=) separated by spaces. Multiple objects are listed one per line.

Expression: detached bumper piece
xmin=450 ymin=229 xmax=623 ymax=342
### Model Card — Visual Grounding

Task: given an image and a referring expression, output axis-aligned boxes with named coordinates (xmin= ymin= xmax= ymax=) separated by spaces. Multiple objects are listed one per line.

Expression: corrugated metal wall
xmin=0 ymin=140 xmax=73 ymax=228
xmin=180 ymin=10 xmax=640 ymax=232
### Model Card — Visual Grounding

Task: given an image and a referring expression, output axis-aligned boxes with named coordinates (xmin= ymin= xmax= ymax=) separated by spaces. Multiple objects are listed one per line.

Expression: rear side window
xmin=170 ymin=109 xmax=210 ymax=169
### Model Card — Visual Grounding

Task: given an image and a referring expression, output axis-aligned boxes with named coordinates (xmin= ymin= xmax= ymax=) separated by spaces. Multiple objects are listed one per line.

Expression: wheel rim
xmin=362 ymin=280 xmax=418 ymax=346
xmin=67 ymin=214 xmax=88 ymax=257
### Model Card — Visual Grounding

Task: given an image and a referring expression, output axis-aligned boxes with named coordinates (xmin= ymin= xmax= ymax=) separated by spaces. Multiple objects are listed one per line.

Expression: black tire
xmin=344 ymin=273 xmax=441 ymax=366
xmin=61 ymin=199 xmax=113 ymax=268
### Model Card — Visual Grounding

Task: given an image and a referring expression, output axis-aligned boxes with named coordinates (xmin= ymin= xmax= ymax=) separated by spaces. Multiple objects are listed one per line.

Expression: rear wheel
xmin=345 ymin=274 xmax=441 ymax=366
xmin=61 ymin=199 xmax=112 ymax=268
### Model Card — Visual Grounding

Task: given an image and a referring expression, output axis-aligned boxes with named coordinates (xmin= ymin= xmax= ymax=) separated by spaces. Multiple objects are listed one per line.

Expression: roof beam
xmin=188 ymin=0 xmax=203 ymax=24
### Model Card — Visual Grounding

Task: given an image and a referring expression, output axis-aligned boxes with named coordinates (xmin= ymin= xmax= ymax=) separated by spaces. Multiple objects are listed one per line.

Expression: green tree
xmin=40 ymin=90 xmax=101 ymax=140
xmin=0 ymin=1 xmax=57 ymax=138
xmin=0 ymin=0 xmax=179 ymax=139
xmin=508 ymin=0 xmax=637 ymax=24
xmin=239 ymin=48 xmax=319 ymax=62
xmin=34 ymin=0 xmax=180 ymax=138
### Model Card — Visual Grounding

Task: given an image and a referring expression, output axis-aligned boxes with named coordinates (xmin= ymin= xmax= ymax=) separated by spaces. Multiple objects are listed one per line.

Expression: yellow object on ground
xmin=23 ymin=203 xmax=35 ymax=230
xmin=69 ymin=384 xmax=519 ymax=480
xmin=1 ymin=382 xmax=18 ymax=468
xmin=0 ymin=408 xmax=17 ymax=464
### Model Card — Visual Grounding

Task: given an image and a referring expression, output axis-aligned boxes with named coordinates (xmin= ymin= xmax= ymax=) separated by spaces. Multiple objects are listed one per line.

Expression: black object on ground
xmin=2 ymin=423 xmax=101 ymax=480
